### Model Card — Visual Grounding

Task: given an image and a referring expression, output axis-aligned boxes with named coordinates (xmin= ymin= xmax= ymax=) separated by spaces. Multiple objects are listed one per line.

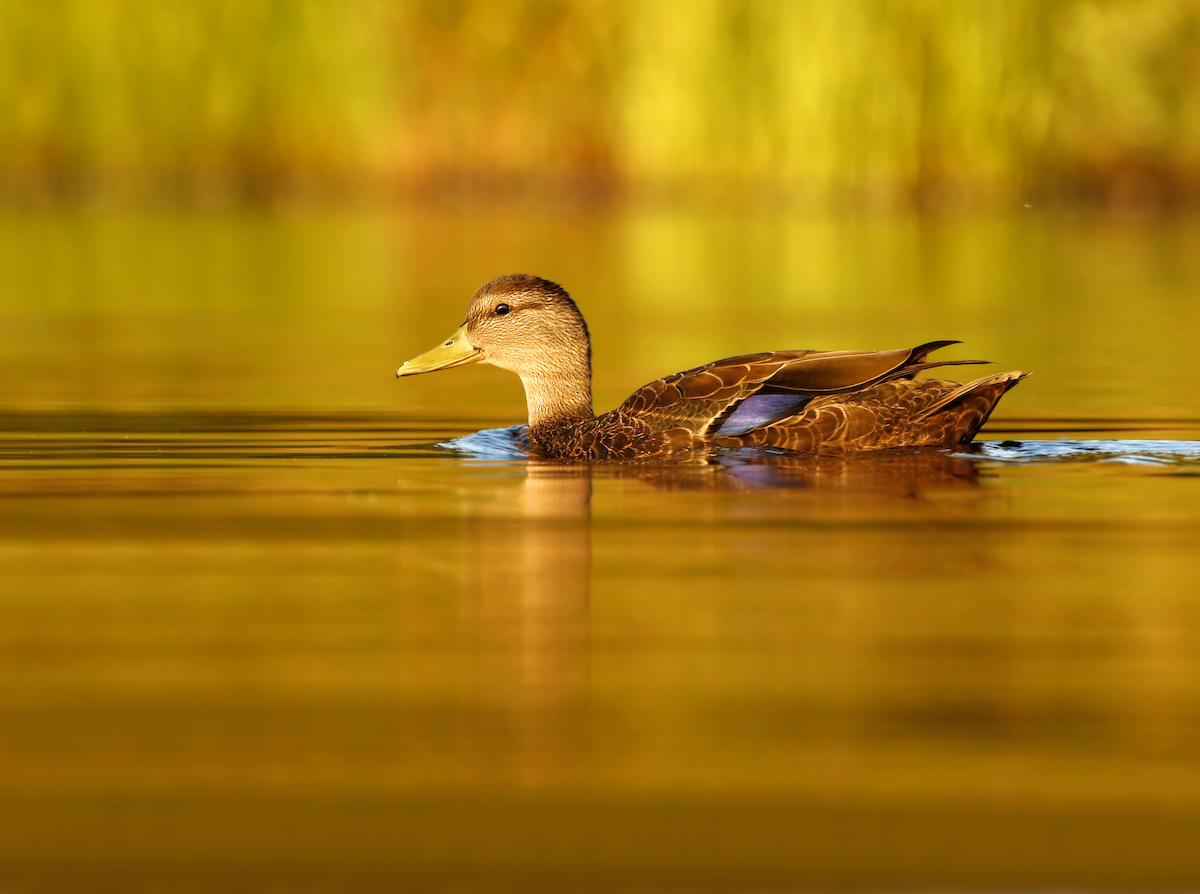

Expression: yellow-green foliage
xmin=1 ymin=0 xmax=1198 ymax=205
xmin=0 ymin=0 xmax=396 ymax=198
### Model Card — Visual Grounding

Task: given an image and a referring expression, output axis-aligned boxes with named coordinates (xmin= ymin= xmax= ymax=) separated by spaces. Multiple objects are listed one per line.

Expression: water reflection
xmin=446 ymin=423 xmax=991 ymax=494
xmin=618 ymin=447 xmax=985 ymax=496
xmin=5 ymin=407 xmax=1200 ymax=887
xmin=5 ymin=208 xmax=1200 ymax=888
xmin=443 ymin=446 xmax=1000 ymax=791
xmin=447 ymin=465 xmax=593 ymax=787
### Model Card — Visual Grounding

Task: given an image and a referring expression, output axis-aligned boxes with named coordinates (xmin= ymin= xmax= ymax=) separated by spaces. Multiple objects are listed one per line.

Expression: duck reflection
xmin=618 ymin=446 xmax=986 ymax=497
xmin=434 ymin=446 xmax=990 ymax=785
xmin=461 ymin=464 xmax=593 ymax=786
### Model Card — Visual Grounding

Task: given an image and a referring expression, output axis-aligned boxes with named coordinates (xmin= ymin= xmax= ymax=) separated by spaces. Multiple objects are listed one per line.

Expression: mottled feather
xmin=396 ymin=275 xmax=1029 ymax=462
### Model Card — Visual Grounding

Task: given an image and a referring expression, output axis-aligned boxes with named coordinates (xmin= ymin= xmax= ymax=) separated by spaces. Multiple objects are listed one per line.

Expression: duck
xmin=396 ymin=274 xmax=1028 ymax=461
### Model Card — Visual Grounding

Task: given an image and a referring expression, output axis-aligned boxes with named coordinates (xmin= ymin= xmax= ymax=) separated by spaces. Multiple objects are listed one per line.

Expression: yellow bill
xmin=396 ymin=324 xmax=483 ymax=377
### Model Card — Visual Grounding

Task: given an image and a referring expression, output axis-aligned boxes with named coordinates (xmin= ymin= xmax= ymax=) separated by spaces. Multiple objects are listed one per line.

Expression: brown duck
xmin=397 ymin=274 xmax=1027 ymax=461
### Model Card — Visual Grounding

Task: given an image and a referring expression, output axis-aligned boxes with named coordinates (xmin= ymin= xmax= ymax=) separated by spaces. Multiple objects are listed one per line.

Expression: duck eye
xmin=494 ymin=303 xmax=510 ymax=316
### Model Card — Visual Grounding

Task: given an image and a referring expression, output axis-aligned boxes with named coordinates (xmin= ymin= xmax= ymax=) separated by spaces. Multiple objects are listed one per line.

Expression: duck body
xmin=397 ymin=274 xmax=1027 ymax=462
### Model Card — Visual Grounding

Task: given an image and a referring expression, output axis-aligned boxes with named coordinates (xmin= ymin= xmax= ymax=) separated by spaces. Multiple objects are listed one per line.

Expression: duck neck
xmin=520 ymin=364 xmax=593 ymax=431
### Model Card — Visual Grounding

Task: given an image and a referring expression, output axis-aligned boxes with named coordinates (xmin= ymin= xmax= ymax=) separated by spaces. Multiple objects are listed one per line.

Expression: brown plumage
xmin=397 ymin=274 xmax=1028 ymax=462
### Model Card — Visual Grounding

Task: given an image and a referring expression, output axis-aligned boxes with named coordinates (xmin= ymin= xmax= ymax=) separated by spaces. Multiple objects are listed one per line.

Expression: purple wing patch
xmin=715 ymin=393 xmax=813 ymax=437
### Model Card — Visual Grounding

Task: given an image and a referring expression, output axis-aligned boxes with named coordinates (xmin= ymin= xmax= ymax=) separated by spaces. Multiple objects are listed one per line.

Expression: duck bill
xmin=396 ymin=325 xmax=483 ymax=377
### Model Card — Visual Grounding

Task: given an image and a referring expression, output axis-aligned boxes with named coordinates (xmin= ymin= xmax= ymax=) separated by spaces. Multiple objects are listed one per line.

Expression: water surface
xmin=2 ymin=210 xmax=1200 ymax=891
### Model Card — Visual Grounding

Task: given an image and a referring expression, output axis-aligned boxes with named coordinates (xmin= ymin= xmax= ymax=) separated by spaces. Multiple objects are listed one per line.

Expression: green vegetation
xmin=2 ymin=0 xmax=1198 ymax=207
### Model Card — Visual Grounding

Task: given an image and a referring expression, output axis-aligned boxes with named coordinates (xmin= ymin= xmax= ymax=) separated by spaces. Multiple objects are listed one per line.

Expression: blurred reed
xmin=1 ymin=0 xmax=1198 ymax=208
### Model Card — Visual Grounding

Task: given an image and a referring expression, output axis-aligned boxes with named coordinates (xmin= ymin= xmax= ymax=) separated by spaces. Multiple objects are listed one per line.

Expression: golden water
xmin=2 ymin=209 xmax=1200 ymax=890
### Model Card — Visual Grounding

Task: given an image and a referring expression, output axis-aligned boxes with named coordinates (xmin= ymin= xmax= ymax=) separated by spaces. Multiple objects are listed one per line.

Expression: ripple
xmin=440 ymin=425 xmax=532 ymax=460
xmin=969 ymin=439 xmax=1200 ymax=465
xmin=437 ymin=425 xmax=1200 ymax=470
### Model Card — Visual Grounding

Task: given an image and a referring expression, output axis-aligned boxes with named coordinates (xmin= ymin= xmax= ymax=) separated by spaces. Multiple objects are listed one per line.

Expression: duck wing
xmin=617 ymin=341 xmax=988 ymax=437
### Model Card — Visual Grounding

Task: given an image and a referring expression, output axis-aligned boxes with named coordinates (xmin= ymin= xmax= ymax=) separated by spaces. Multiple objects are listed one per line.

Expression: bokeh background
xmin=5 ymin=3 xmax=1200 ymax=892
xmin=3 ymin=0 xmax=1199 ymax=210
xmin=5 ymin=0 xmax=1200 ymax=421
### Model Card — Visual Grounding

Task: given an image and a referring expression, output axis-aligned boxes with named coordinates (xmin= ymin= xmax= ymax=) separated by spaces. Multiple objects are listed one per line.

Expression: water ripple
xmin=970 ymin=439 xmax=1200 ymax=465
xmin=440 ymin=425 xmax=532 ymax=460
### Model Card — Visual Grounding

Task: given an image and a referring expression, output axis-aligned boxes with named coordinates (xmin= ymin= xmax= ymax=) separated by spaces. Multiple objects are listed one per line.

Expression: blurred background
xmin=3 ymin=0 xmax=1198 ymax=211
xmin=6 ymin=4 xmax=1200 ymax=890
xmin=4 ymin=0 xmax=1199 ymax=418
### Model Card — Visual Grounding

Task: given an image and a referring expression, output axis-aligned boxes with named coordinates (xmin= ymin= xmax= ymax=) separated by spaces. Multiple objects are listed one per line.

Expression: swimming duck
xmin=397 ymin=274 xmax=1027 ymax=461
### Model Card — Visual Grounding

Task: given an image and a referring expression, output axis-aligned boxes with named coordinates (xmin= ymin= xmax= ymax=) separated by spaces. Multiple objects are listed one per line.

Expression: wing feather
xmin=617 ymin=344 xmax=976 ymax=437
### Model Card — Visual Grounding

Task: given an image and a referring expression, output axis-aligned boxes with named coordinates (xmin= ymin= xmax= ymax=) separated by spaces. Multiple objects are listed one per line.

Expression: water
xmin=3 ymin=209 xmax=1200 ymax=891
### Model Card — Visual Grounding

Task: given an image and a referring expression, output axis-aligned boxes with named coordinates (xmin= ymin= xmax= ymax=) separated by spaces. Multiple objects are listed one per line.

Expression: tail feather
xmin=916 ymin=370 xmax=1030 ymax=443
xmin=896 ymin=358 xmax=991 ymax=380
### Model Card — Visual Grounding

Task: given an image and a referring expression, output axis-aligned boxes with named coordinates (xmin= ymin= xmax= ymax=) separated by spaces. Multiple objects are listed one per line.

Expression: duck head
xmin=397 ymin=274 xmax=594 ymax=425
